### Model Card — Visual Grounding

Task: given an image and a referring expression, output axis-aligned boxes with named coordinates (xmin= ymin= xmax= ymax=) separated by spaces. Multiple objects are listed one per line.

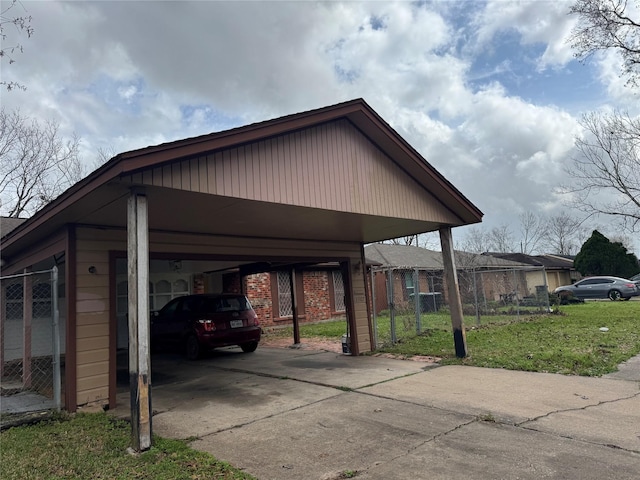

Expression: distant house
xmin=364 ymin=244 xmax=531 ymax=313
xmin=481 ymin=252 xmax=578 ymax=293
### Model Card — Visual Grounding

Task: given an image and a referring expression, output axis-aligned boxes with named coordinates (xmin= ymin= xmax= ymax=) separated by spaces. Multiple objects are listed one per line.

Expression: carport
xmin=0 ymin=98 xmax=482 ymax=450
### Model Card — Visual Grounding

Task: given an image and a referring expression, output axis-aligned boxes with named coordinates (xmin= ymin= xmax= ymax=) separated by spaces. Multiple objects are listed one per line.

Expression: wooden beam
xmin=127 ymin=191 xmax=152 ymax=452
xmin=439 ymin=227 xmax=467 ymax=358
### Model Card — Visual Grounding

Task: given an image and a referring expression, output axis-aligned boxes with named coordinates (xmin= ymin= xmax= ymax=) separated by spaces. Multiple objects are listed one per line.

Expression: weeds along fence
xmin=370 ymin=266 xmax=551 ymax=348
xmin=1 ymin=267 xmax=62 ymax=414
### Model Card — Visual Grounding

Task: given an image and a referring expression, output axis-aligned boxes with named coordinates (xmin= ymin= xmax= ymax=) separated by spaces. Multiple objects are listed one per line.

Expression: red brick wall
xmin=302 ymin=271 xmax=332 ymax=323
xmin=244 ymin=271 xmax=345 ymax=328
xmin=245 ymin=273 xmax=273 ymax=326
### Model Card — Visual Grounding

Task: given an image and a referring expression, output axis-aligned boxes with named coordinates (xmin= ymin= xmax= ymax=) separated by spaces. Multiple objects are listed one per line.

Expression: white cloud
xmin=1 ymin=0 xmax=637 ymax=253
xmin=474 ymin=0 xmax=577 ymax=69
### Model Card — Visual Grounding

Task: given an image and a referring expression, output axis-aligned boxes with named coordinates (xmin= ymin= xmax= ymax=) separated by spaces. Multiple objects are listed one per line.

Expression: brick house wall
xmin=243 ymin=270 xmax=345 ymax=328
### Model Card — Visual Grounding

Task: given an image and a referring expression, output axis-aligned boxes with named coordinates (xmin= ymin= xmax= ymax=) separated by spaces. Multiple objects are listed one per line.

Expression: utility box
xmin=409 ymin=292 xmax=443 ymax=312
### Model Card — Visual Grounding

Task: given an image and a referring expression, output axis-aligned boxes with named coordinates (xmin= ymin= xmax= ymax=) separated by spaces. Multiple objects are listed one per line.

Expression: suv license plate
xmin=230 ymin=320 xmax=243 ymax=328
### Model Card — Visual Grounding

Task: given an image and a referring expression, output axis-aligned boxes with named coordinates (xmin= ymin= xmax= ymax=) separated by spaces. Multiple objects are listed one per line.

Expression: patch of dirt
xmin=260 ymin=336 xmax=441 ymax=364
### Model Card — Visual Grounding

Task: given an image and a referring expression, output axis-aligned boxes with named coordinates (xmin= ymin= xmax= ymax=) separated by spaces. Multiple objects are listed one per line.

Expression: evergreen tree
xmin=574 ymin=230 xmax=639 ymax=278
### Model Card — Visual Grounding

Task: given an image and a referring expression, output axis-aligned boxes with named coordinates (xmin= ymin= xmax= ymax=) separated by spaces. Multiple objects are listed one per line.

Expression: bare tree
xmin=95 ymin=146 xmax=118 ymax=170
xmin=0 ymin=108 xmax=84 ymax=217
xmin=386 ymin=235 xmax=418 ymax=246
xmin=459 ymin=226 xmax=490 ymax=254
xmin=569 ymin=0 xmax=640 ymax=88
xmin=459 ymin=224 xmax=515 ymax=254
xmin=0 ymin=0 xmax=34 ymax=91
xmin=518 ymin=212 xmax=548 ymax=254
xmin=562 ymin=111 xmax=640 ymax=232
xmin=544 ymin=213 xmax=587 ymax=255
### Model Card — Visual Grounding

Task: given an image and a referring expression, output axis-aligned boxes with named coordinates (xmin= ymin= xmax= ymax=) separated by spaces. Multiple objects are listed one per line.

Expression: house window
xmin=404 ymin=272 xmax=415 ymax=297
xmin=116 ymin=276 xmax=190 ymax=313
xmin=277 ymin=271 xmax=293 ymax=317
xmin=332 ymin=270 xmax=345 ymax=312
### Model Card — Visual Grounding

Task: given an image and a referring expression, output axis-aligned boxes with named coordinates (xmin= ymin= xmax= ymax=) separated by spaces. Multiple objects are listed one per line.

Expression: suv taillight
xmin=197 ymin=319 xmax=216 ymax=332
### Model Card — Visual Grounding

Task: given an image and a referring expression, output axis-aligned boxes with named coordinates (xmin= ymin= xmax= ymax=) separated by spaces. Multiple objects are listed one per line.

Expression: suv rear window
xmin=201 ymin=296 xmax=251 ymax=314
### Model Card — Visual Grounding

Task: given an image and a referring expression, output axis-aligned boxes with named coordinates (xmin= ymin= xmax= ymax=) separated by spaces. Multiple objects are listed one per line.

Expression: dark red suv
xmin=151 ymin=294 xmax=261 ymax=360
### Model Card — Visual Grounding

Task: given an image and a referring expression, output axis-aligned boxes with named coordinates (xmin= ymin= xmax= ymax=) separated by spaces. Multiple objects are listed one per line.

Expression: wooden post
xmin=23 ymin=268 xmax=33 ymax=388
xmin=439 ymin=227 xmax=467 ymax=358
xmin=290 ymin=269 xmax=300 ymax=345
xmin=127 ymin=191 xmax=152 ymax=452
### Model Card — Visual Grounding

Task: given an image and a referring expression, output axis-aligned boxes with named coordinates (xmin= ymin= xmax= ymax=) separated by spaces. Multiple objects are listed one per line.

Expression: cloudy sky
xmin=2 ymin=0 xmax=638 ymax=253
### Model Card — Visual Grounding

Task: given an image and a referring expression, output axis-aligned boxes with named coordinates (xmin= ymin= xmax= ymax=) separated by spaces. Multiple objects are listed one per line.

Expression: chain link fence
xmin=1 ymin=267 xmax=62 ymax=416
xmin=371 ymin=266 xmax=551 ymax=347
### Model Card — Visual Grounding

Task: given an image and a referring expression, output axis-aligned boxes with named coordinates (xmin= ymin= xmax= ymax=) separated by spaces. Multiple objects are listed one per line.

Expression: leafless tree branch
xmin=0 ymin=108 xmax=85 ymax=217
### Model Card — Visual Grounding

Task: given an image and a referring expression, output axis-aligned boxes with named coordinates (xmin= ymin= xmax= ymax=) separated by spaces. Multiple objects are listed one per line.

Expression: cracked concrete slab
xmin=190 ymin=391 xmax=474 ymax=480
xmin=149 ymin=371 xmax=342 ymax=439
xmin=110 ymin=348 xmax=640 ymax=479
xmin=360 ymin=365 xmax=640 ymax=424
xmin=521 ymin=393 xmax=640 ymax=452
xmin=355 ymin=420 xmax=640 ymax=480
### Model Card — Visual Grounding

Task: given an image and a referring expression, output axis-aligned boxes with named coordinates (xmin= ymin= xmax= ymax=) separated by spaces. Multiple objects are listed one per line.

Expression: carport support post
xmin=127 ymin=191 xmax=152 ymax=452
xmin=439 ymin=227 xmax=467 ymax=358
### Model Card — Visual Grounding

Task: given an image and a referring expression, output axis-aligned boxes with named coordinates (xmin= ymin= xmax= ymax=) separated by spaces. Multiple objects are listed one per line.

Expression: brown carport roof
xmin=1 ymin=98 xmax=482 ymax=261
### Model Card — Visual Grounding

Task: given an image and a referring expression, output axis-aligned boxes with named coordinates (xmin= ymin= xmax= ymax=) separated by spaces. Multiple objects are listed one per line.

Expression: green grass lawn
xmin=0 ymin=413 xmax=255 ymax=480
xmin=266 ymin=301 xmax=640 ymax=376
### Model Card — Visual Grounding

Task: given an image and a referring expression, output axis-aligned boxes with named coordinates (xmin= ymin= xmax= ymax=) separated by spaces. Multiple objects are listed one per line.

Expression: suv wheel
xmin=186 ymin=334 xmax=202 ymax=360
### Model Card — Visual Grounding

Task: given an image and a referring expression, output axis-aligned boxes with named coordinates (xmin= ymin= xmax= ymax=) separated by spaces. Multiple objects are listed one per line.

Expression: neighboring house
xmin=364 ymin=244 xmax=537 ymax=313
xmin=481 ymin=252 xmax=578 ymax=293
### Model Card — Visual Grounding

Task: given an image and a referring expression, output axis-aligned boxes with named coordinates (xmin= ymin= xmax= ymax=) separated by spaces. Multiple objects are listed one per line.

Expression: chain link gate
xmin=371 ymin=265 xmax=551 ymax=348
xmin=1 ymin=267 xmax=62 ymax=416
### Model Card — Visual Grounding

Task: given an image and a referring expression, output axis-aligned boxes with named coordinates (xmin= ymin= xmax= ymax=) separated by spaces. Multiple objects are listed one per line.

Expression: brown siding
xmin=74 ymin=228 xmax=126 ymax=408
xmin=126 ymin=120 xmax=459 ymax=224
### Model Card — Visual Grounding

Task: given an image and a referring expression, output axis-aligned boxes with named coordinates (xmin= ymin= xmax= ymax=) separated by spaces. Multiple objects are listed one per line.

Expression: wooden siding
xmin=125 ymin=120 xmax=459 ymax=224
xmin=74 ymin=228 xmax=126 ymax=407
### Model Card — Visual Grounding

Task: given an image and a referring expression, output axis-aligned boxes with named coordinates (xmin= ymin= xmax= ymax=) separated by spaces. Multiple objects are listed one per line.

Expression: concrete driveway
xmin=111 ymin=347 xmax=640 ymax=480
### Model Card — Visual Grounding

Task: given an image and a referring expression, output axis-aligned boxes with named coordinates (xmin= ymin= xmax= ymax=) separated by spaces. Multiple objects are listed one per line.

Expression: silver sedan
xmin=553 ymin=276 xmax=640 ymax=301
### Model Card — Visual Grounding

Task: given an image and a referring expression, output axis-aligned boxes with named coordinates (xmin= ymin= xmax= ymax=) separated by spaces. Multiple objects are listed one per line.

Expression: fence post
xmin=542 ymin=267 xmax=551 ymax=312
xmin=51 ymin=266 xmax=61 ymax=411
xmin=472 ymin=268 xmax=480 ymax=326
xmin=22 ymin=268 xmax=33 ymax=389
xmin=513 ymin=269 xmax=520 ymax=319
xmin=371 ymin=269 xmax=378 ymax=348
xmin=414 ymin=268 xmax=421 ymax=334
xmin=387 ymin=268 xmax=396 ymax=344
